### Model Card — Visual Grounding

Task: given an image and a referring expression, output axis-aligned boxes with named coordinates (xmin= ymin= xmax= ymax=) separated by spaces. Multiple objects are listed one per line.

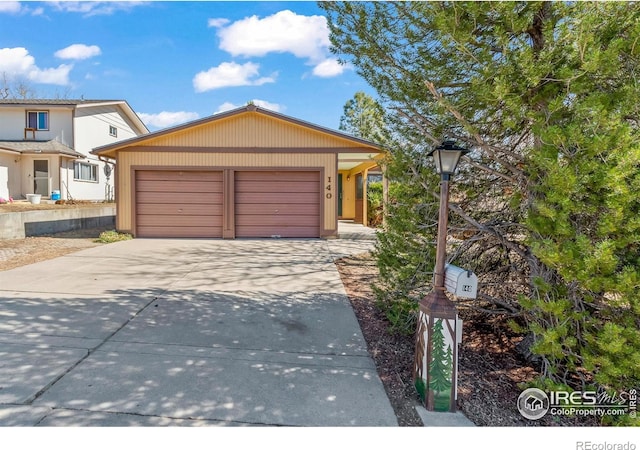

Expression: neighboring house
xmin=92 ymin=104 xmax=384 ymax=239
xmin=0 ymin=99 xmax=148 ymax=201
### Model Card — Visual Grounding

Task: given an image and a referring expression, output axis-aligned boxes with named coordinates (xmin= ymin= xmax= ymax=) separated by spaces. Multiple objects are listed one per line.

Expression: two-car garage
xmin=135 ymin=169 xmax=320 ymax=238
xmin=92 ymin=105 xmax=382 ymax=239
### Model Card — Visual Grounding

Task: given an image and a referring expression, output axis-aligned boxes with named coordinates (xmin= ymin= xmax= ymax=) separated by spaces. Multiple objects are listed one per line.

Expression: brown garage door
xmin=135 ymin=170 xmax=223 ymax=238
xmin=235 ymin=171 xmax=320 ymax=238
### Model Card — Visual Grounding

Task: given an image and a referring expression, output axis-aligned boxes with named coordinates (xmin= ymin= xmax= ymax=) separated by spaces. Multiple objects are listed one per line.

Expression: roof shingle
xmin=0 ymin=140 xmax=84 ymax=158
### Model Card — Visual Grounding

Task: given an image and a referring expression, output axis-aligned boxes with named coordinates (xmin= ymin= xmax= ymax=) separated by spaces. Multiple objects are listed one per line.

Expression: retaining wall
xmin=0 ymin=205 xmax=116 ymax=239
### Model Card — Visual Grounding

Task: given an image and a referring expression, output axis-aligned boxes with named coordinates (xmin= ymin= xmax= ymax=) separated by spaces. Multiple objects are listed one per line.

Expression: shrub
xmin=95 ymin=230 xmax=133 ymax=243
xmin=367 ymin=181 xmax=384 ymax=227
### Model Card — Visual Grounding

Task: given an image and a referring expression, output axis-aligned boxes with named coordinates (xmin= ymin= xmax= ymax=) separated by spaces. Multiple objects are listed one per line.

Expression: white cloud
xmin=0 ymin=1 xmax=21 ymax=14
xmin=138 ymin=111 xmax=200 ymax=129
xmin=251 ymin=99 xmax=284 ymax=112
xmin=215 ymin=102 xmax=238 ymax=114
xmin=217 ymin=10 xmax=330 ymax=62
xmin=193 ymin=61 xmax=276 ymax=93
xmin=213 ymin=10 xmax=342 ymax=78
xmin=31 ymin=65 xmax=73 ymax=85
xmin=215 ymin=99 xmax=284 ymax=114
xmin=49 ymin=1 xmax=148 ymax=17
xmin=0 ymin=47 xmax=72 ymax=85
xmin=55 ymin=44 xmax=101 ymax=60
xmin=312 ymin=58 xmax=347 ymax=78
xmin=207 ymin=17 xmax=229 ymax=28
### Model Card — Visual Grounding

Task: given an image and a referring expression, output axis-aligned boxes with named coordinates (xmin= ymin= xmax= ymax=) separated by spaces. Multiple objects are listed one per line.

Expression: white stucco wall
xmin=69 ymin=104 xmax=139 ymax=200
xmin=0 ymin=152 xmax=20 ymax=199
xmin=0 ymin=106 xmax=74 ymax=145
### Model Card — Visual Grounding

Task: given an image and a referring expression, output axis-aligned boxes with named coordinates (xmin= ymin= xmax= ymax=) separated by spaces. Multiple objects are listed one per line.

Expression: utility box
xmin=444 ymin=264 xmax=478 ymax=299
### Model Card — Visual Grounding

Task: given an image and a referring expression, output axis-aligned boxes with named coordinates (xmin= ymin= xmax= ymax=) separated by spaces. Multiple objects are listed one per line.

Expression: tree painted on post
xmin=428 ymin=319 xmax=452 ymax=411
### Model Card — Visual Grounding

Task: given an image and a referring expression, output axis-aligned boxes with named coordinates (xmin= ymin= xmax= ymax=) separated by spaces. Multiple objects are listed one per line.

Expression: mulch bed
xmin=335 ymin=252 xmax=601 ymax=427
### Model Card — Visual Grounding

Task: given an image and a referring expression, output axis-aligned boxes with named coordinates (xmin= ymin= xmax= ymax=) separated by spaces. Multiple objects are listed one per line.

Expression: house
xmin=92 ymin=104 xmax=384 ymax=238
xmin=0 ymin=99 xmax=148 ymax=202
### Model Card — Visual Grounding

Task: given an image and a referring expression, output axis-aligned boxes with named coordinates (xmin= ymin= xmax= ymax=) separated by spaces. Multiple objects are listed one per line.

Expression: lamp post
xmin=413 ymin=140 xmax=469 ymax=412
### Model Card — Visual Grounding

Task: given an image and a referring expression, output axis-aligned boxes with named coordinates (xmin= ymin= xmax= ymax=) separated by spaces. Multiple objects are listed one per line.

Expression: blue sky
xmin=0 ymin=1 xmax=376 ymax=131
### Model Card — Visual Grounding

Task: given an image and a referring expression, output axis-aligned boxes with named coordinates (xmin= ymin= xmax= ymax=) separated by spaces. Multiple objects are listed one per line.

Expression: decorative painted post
xmin=413 ymin=140 xmax=468 ymax=413
xmin=414 ymin=289 xmax=460 ymax=412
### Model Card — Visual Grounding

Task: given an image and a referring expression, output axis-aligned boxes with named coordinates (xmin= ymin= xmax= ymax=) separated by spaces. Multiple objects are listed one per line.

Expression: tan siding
xmin=117 ymin=152 xmax=336 ymax=234
xmin=142 ymin=113 xmax=365 ymax=149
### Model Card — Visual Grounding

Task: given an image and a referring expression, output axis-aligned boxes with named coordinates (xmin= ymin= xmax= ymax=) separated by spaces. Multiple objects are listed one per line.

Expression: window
xmin=74 ymin=161 xmax=98 ymax=182
xmin=356 ymin=173 xmax=364 ymax=200
xmin=109 ymin=125 xmax=117 ymax=137
xmin=27 ymin=111 xmax=49 ymax=130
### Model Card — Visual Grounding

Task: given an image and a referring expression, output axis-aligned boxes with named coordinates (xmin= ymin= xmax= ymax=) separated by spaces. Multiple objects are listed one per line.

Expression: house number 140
xmin=326 ymin=176 xmax=332 ymax=199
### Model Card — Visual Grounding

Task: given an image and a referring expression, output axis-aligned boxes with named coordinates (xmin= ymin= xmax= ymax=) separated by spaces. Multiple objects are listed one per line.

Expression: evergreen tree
xmin=321 ymin=1 xmax=640 ymax=416
xmin=339 ymin=91 xmax=387 ymax=143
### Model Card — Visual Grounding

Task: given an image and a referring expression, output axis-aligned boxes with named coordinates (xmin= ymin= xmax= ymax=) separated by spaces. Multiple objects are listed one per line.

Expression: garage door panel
xmin=135 ymin=226 xmax=223 ymax=238
xmin=235 ymin=215 xmax=319 ymax=227
xmin=235 ymin=226 xmax=319 ymax=238
xmin=136 ymin=171 xmax=222 ymax=182
xmin=235 ymin=203 xmax=319 ymax=215
xmin=136 ymin=192 xmax=223 ymax=204
xmin=235 ymin=171 xmax=318 ymax=182
xmin=137 ymin=215 xmax=221 ymax=227
xmin=137 ymin=180 xmax=223 ymax=193
xmin=235 ymin=181 xmax=319 ymax=193
xmin=235 ymin=192 xmax=318 ymax=204
xmin=137 ymin=204 xmax=223 ymax=216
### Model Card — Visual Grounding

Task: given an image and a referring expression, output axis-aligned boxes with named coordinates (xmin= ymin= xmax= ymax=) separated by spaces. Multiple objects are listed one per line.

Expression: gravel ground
xmin=0 ymin=227 xmax=110 ymax=271
xmin=0 ymin=201 xmax=108 ymax=213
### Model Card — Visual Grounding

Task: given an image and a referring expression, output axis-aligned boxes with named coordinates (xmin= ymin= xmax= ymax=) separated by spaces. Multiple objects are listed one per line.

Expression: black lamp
xmin=427 ymin=140 xmax=469 ymax=178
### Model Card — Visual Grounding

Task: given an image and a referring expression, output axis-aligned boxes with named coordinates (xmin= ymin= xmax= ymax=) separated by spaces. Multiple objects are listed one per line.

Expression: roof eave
xmin=77 ymin=100 xmax=149 ymax=135
xmin=92 ymin=105 xmax=382 ymax=156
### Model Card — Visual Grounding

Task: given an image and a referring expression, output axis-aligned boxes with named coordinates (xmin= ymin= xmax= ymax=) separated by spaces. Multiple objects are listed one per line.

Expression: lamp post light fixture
xmin=427 ymin=140 xmax=470 ymax=179
xmin=413 ymin=140 xmax=469 ymax=413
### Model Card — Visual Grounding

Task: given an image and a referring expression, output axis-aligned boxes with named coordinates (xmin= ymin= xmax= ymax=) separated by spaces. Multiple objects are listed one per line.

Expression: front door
xmin=33 ymin=160 xmax=49 ymax=196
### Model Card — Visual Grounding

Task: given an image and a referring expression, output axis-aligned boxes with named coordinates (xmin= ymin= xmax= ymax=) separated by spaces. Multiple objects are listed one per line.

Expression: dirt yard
xmin=0 ymin=202 xmax=116 ymax=271
xmin=0 ymin=200 xmax=108 ymax=213
xmin=0 ymin=227 xmax=110 ymax=271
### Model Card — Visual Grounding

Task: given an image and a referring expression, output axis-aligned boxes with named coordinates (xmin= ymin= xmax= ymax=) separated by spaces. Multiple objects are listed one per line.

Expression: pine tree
xmin=339 ymin=91 xmax=387 ymax=143
xmin=321 ymin=2 xmax=640 ymax=416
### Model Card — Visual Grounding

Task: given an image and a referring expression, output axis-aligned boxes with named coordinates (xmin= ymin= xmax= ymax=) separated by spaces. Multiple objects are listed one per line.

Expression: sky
xmin=0 ymin=0 xmax=376 ymax=131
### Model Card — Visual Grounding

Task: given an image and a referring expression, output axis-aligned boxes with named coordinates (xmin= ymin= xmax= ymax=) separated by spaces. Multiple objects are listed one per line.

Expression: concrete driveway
xmin=0 ymin=238 xmax=397 ymax=426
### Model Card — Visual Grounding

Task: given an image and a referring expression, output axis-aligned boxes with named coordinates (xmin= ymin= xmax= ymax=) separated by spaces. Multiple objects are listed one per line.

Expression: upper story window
xmin=27 ymin=111 xmax=49 ymax=130
xmin=109 ymin=125 xmax=117 ymax=137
